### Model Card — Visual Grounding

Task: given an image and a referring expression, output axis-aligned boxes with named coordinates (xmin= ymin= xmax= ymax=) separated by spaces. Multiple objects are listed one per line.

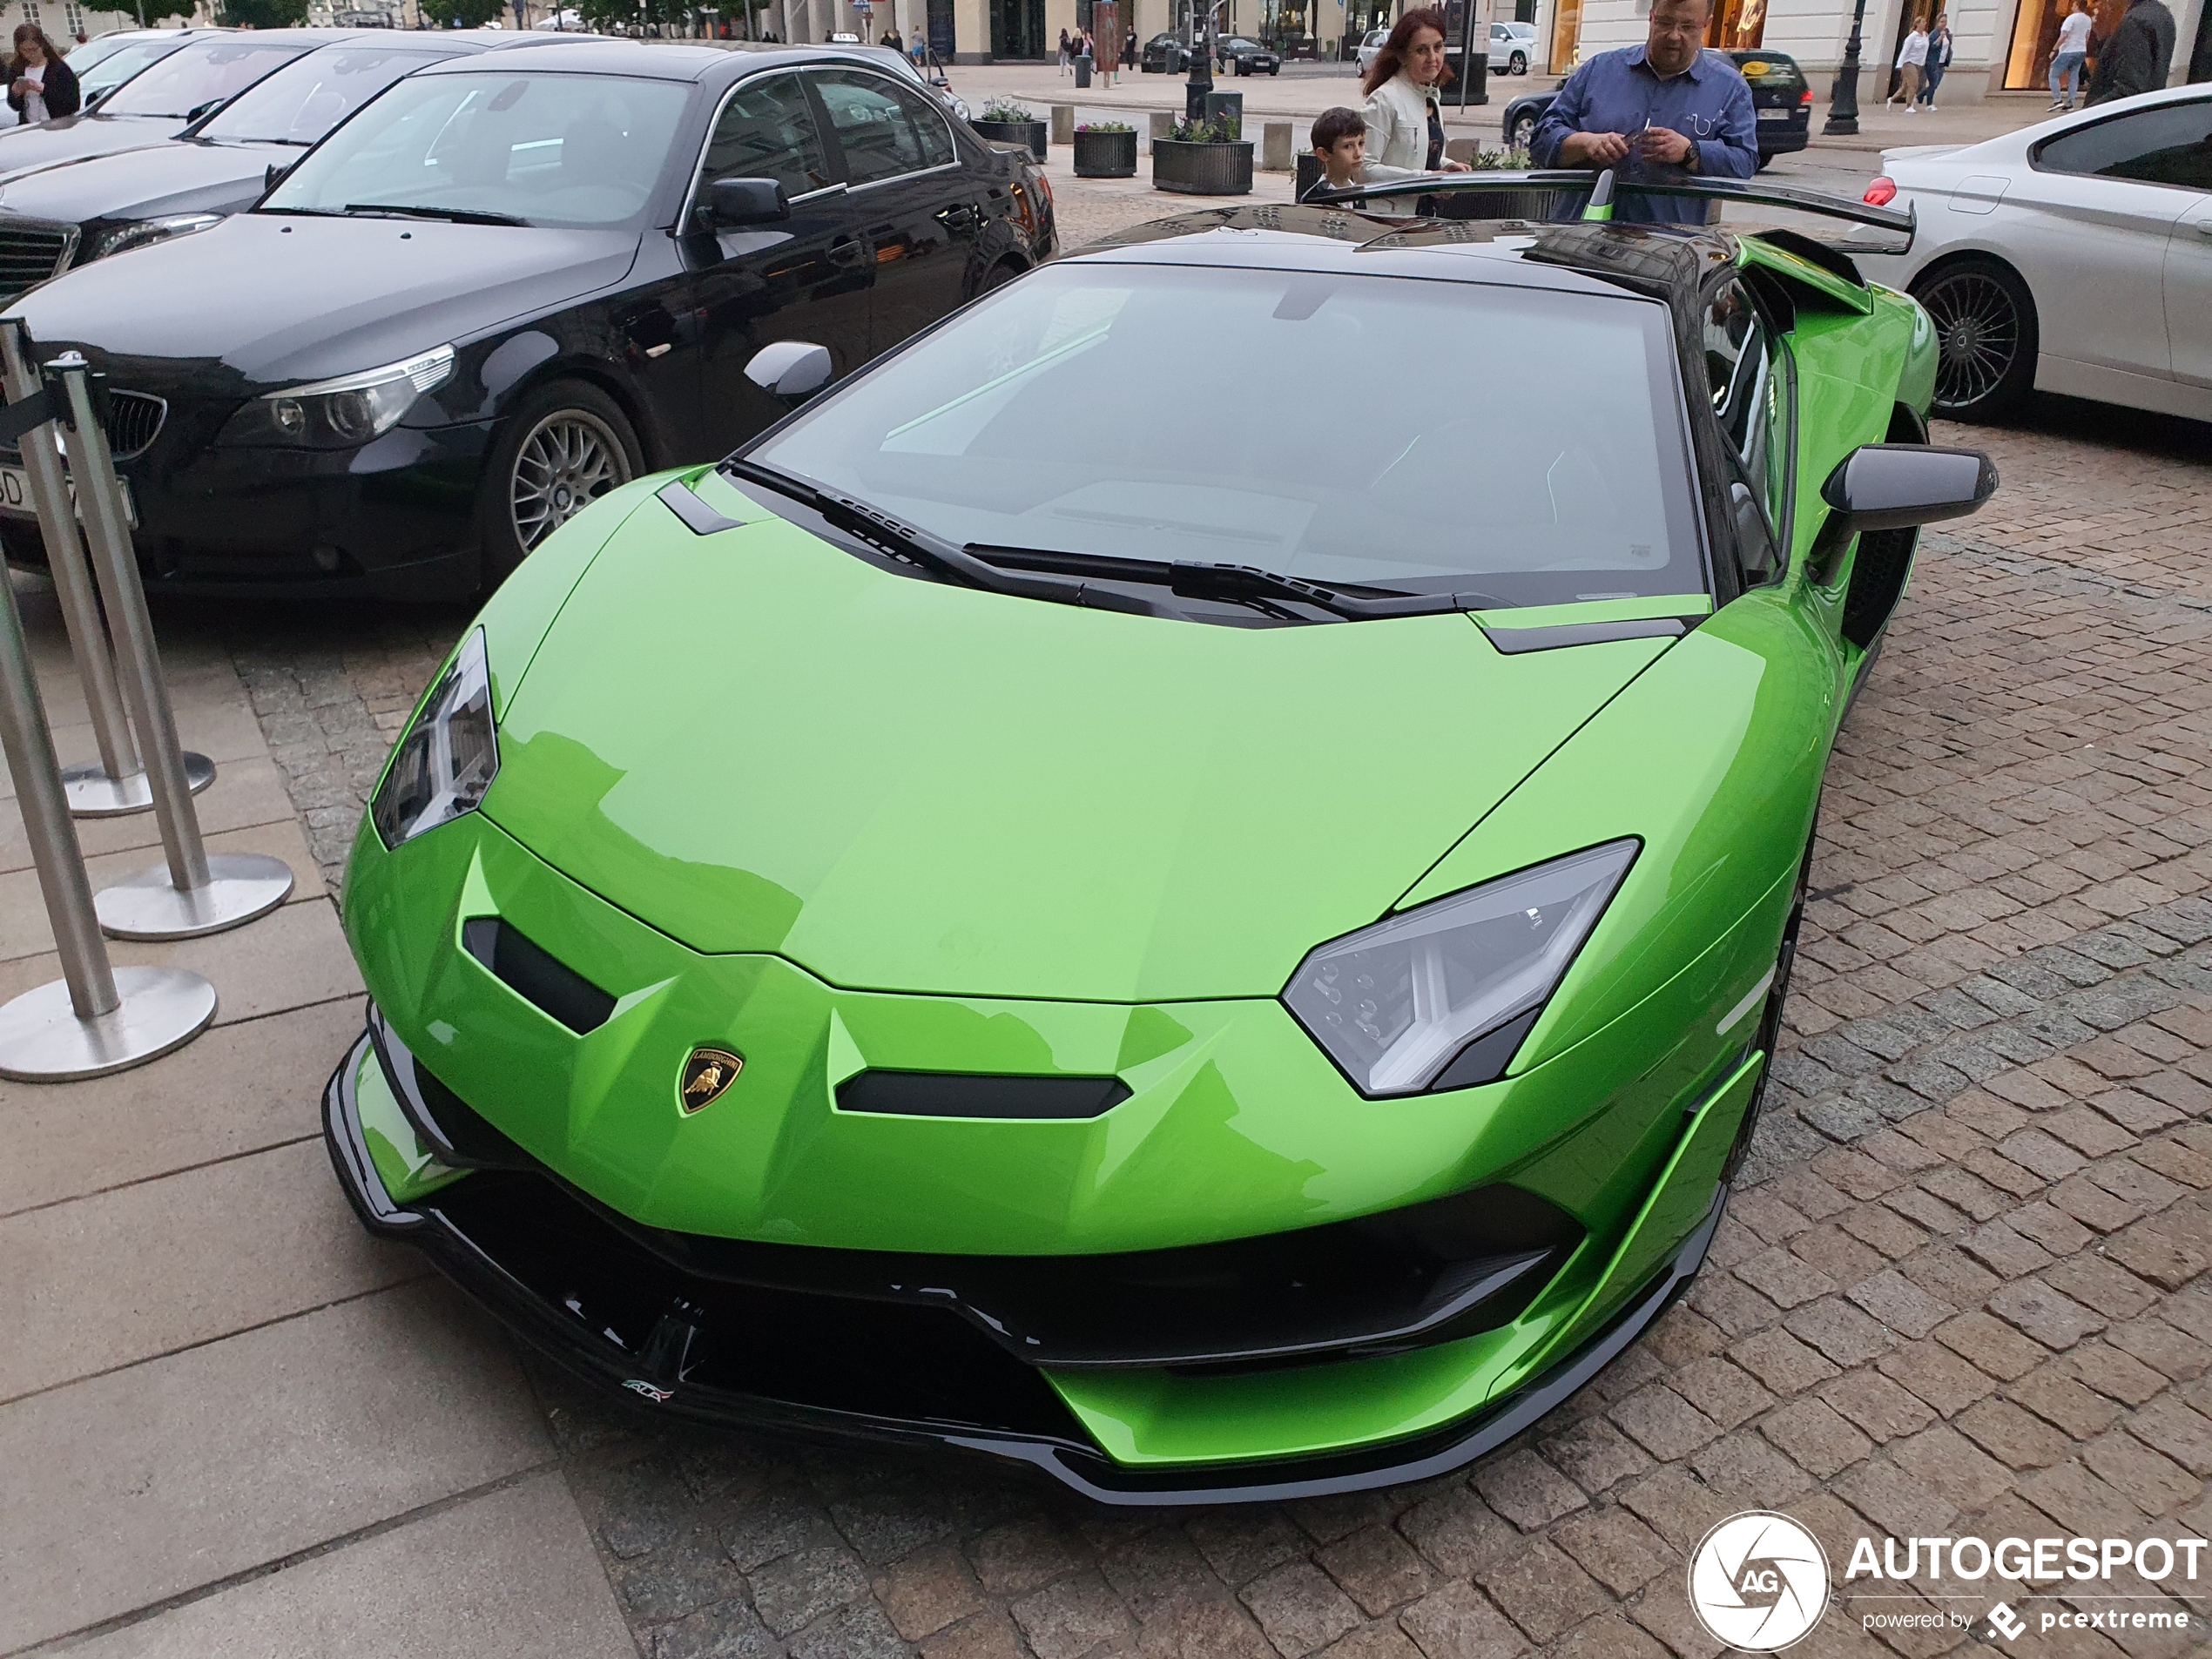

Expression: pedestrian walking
xmin=1359 ymin=8 xmax=1474 ymax=189
xmin=5 ymin=24 xmax=76 ymax=126
xmin=1917 ymin=11 xmax=1952 ymax=105
xmin=2048 ymin=0 xmax=2092 ymax=106
xmin=1057 ymin=26 xmax=1071 ymax=73
xmin=2087 ymin=0 xmax=2175 ymax=101
xmin=1888 ymin=15 xmax=1927 ymax=109
xmin=1531 ymin=0 xmax=1755 ymax=221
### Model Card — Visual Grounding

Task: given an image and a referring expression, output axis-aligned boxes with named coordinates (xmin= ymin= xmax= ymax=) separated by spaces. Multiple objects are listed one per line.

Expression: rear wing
xmin=1302 ymin=169 xmax=1916 ymax=249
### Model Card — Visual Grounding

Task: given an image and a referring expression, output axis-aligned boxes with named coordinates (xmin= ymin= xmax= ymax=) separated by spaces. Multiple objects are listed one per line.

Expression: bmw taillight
xmin=1863 ymin=176 xmax=1898 ymax=206
xmin=1799 ymin=87 xmax=1813 ymax=105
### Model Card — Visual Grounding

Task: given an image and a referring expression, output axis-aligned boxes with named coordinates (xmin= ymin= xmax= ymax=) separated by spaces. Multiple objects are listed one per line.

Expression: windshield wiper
xmin=342 ymin=202 xmax=527 ymax=226
xmin=721 ymin=460 xmax=1173 ymax=618
xmin=971 ymin=546 xmax=1507 ymax=622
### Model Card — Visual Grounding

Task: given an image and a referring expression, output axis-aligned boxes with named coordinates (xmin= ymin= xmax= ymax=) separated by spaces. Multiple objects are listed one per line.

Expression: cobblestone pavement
xmin=154 ymin=388 xmax=2212 ymax=1658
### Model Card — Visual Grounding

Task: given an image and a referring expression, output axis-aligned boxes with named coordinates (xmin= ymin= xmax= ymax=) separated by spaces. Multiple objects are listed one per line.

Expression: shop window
xmin=1549 ymin=0 xmax=1580 ymax=71
xmin=2005 ymin=0 xmax=2127 ymax=91
xmin=1704 ymin=0 xmax=1764 ymax=50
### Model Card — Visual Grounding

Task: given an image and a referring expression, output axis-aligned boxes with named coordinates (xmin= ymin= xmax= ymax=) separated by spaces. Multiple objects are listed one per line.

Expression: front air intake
xmin=460 ymin=917 xmax=616 ymax=1034
xmin=836 ymin=1069 xmax=1132 ymax=1120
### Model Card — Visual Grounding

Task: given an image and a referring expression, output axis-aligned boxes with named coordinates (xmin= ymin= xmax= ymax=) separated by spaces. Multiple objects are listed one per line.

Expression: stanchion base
xmin=64 ymin=751 xmax=216 ymax=818
xmin=95 ymin=853 xmax=295 ymax=941
xmin=0 ymin=966 xmax=217 ymax=1081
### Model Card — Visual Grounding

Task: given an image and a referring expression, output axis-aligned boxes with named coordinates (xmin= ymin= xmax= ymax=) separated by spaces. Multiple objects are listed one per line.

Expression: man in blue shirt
xmin=1532 ymin=0 xmax=1757 ymax=224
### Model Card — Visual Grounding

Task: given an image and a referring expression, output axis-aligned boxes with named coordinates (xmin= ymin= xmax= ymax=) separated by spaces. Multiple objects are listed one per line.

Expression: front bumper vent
xmin=460 ymin=916 xmax=615 ymax=1034
xmin=837 ymin=1069 xmax=1131 ymax=1120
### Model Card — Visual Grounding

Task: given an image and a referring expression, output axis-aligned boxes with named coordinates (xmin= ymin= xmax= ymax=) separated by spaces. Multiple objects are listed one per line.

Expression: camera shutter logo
xmin=1687 ymin=1512 xmax=1831 ymax=1651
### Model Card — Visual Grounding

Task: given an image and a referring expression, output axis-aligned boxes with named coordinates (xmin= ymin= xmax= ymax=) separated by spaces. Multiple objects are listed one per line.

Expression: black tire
xmin=977 ymin=260 xmax=1022 ymax=296
xmin=1509 ymin=51 xmax=1527 ymax=72
xmin=1910 ymin=254 xmax=2038 ymax=422
xmin=476 ymin=378 xmax=643 ymax=590
xmin=1723 ymin=818 xmax=1818 ymax=1184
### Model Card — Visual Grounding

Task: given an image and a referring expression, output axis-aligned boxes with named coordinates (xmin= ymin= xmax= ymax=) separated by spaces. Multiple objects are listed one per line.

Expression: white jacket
xmin=1359 ymin=71 xmax=1441 ymax=179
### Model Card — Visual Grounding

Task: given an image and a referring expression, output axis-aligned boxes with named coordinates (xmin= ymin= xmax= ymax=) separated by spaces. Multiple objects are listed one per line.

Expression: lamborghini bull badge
xmin=678 ymin=1048 xmax=744 ymax=1113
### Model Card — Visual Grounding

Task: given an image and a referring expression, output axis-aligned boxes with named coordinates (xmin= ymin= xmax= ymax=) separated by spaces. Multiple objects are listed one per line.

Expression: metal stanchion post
xmin=0 ymin=551 xmax=215 ymax=1080
xmin=0 ymin=323 xmax=213 ymax=819
xmin=44 ymin=354 xmax=293 ymax=940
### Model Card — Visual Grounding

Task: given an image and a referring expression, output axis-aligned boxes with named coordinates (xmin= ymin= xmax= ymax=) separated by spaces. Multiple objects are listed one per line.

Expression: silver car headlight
xmin=370 ymin=629 xmax=497 ymax=849
xmin=84 ymin=212 xmax=223 ymax=262
xmin=1284 ymin=840 xmax=1638 ymax=1096
xmin=217 ymin=345 xmax=454 ymax=450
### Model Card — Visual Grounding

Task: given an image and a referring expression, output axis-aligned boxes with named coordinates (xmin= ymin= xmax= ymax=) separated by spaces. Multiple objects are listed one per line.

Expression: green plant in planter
xmin=1166 ymin=113 xmax=1241 ymax=143
xmin=980 ymin=100 xmax=1037 ymax=124
xmin=1077 ymin=120 xmax=1135 ymax=132
xmin=1462 ymin=145 xmax=1534 ymax=170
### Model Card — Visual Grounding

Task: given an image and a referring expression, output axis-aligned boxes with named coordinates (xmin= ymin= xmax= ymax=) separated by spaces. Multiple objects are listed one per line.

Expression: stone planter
xmin=1152 ymin=138 xmax=1253 ymax=196
xmin=972 ymin=118 xmax=1048 ymax=162
xmin=1073 ymin=127 xmax=1137 ymax=178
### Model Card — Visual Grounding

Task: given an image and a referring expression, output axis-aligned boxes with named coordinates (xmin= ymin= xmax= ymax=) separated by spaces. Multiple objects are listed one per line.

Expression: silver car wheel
xmin=509 ymin=408 xmax=632 ymax=552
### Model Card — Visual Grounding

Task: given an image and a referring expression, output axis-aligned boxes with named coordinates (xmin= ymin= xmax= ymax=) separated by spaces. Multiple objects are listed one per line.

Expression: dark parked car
xmin=0 ymin=32 xmax=341 ymax=182
xmin=66 ymin=28 xmax=227 ymax=110
xmin=0 ymin=33 xmax=603 ymax=310
xmin=1214 ymin=36 xmax=1281 ymax=74
xmin=1140 ymin=31 xmax=1190 ymax=71
xmin=0 ymin=44 xmax=1056 ymax=597
xmin=1503 ymin=49 xmax=1811 ymax=165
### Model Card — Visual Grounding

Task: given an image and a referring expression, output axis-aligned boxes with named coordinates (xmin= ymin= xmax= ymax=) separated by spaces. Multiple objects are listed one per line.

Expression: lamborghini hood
xmin=485 ymin=496 xmax=1676 ymax=1002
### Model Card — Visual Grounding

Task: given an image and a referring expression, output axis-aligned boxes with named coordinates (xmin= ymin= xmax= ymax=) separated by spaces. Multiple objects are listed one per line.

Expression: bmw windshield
xmin=260 ymin=71 xmax=688 ymax=230
xmin=745 ymin=262 xmax=1706 ymax=610
xmin=99 ymin=38 xmax=312 ymax=118
xmin=199 ymin=44 xmax=457 ymax=145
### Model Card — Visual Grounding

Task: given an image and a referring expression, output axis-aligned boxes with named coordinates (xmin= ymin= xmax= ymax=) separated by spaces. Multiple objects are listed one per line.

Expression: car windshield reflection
xmin=99 ymin=38 xmax=311 ymax=119
xmin=199 ymin=46 xmax=455 ymax=145
xmin=260 ymin=71 xmax=689 ymax=231
xmin=748 ymin=263 xmax=1707 ymax=609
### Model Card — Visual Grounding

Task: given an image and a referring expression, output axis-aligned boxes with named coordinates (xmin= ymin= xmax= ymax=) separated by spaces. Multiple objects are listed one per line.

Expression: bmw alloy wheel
xmin=1919 ymin=266 xmax=2021 ymax=414
xmin=509 ymin=408 xmax=632 ymax=552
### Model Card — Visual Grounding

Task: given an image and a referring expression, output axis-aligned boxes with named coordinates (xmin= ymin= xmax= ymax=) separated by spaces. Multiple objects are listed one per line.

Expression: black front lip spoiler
xmin=322 ymin=1029 xmax=1727 ymax=1506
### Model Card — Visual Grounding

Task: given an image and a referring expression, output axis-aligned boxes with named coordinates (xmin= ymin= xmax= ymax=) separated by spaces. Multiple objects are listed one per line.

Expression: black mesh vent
xmin=460 ymin=917 xmax=616 ymax=1034
xmin=837 ymin=1070 xmax=1132 ymax=1120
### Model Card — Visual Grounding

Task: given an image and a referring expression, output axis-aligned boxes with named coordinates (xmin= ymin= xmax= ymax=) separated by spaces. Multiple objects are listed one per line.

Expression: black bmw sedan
xmin=0 ymin=33 xmax=604 ymax=309
xmin=0 ymin=44 xmax=1055 ymax=597
xmin=0 ymin=32 xmax=341 ymax=181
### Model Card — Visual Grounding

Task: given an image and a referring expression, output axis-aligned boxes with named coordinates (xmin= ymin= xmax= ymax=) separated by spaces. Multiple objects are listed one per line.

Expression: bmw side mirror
xmin=265 ymin=160 xmax=293 ymax=193
xmin=745 ymin=341 xmax=833 ymax=405
xmin=704 ymin=176 xmax=790 ymax=230
xmin=1819 ymin=443 xmax=1996 ymax=535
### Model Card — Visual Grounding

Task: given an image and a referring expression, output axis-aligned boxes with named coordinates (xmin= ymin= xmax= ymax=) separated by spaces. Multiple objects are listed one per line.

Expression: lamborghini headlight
xmin=1284 ymin=840 xmax=1638 ymax=1096
xmin=370 ymin=629 xmax=497 ymax=849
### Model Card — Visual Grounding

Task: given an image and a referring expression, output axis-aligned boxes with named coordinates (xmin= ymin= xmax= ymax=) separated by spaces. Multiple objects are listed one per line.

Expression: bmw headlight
xmin=371 ymin=629 xmax=497 ymax=849
xmin=218 ymin=345 xmax=454 ymax=450
xmin=84 ymin=213 xmax=223 ymax=262
xmin=1284 ymin=840 xmax=1638 ymax=1096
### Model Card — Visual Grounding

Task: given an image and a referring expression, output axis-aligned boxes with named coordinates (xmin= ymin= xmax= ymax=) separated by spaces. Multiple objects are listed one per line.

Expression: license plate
xmin=0 ymin=464 xmax=135 ymax=525
xmin=1758 ymin=108 xmax=1791 ymax=121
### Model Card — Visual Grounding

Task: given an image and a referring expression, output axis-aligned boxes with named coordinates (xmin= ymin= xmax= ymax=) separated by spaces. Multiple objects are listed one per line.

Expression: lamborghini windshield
xmin=746 ymin=261 xmax=1706 ymax=608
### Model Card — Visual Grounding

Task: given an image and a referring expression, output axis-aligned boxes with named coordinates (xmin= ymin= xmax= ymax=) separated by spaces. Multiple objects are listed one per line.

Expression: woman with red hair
xmin=1358 ymin=8 xmax=1472 ymax=183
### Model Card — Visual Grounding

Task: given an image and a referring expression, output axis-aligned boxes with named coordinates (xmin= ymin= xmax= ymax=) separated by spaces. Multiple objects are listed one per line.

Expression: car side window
xmin=2035 ymin=100 xmax=2212 ymax=191
xmin=1703 ymin=280 xmax=1784 ymax=583
xmin=810 ymin=71 xmax=953 ymax=187
xmin=699 ymin=73 xmax=834 ymax=200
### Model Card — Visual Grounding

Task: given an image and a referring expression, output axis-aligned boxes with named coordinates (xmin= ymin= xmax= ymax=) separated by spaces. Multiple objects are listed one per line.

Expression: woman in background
xmin=1359 ymin=8 xmax=1474 ymax=184
xmin=6 ymin=25 xmax=78 ymax=126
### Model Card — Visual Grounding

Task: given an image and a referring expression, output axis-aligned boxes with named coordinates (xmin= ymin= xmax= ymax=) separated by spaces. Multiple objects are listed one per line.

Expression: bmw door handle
xmin=937 ymin=205 xmax=981 ymax=231
xmin=828 ymin=238 xmax=868 ymax=266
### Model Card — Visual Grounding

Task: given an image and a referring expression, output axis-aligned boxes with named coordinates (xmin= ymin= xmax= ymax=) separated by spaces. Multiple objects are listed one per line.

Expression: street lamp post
xmin=1184 ymin=0 xmax=1215 ymax=122
xmin=1823 ymin=0 xmax=1869 ymax=134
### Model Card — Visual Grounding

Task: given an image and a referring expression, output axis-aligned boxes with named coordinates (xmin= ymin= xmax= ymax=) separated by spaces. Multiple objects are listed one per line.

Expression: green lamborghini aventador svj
xmin=324 ymin=176 xmax=1997 ymax=1502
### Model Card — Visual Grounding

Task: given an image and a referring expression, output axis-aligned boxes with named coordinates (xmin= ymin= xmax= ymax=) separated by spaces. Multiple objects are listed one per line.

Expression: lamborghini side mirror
xmin=1820 ymin=443 xmax=1997 ymax=535
xmin=745 ymin=341 xmax=833 ymax=405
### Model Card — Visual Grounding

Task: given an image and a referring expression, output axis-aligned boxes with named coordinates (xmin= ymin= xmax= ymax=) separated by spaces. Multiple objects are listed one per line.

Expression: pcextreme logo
xmin=1688 ymin=1512 xmax=1831 ymax=1651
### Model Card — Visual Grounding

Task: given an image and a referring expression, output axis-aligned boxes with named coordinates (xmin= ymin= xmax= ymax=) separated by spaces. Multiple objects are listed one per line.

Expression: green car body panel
xmin=331 ymin=211 xmax=1959 ymax=1494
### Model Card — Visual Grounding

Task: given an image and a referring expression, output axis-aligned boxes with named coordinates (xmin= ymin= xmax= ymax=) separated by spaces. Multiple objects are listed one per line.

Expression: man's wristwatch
xmin=1683 ymin=142 xmax=1701 ymax=172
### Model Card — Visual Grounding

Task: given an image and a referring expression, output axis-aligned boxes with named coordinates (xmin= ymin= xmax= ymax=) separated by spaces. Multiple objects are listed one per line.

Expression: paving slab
xmin=57 ymin=1471 xmax=636 ymax=1659
xmin=0 ymin=894 xmax=363 ymax=1027
xmin=0 ymin=817 xmax=322 ymax=964
xmin=0 ymin=1279 xmax=552 ymax=1653
xmin=0 ymin=754 xmax=306 ymax=877
xmin=0 ymin=995 xmax=361 ymax=1217
xmin=0 ymin=1136 xmax=421 ymax=1404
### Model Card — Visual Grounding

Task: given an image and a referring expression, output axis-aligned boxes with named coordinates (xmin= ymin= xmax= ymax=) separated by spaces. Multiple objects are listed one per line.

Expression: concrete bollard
xmin=1149 ymin=108 xmax=1174 ymax=150
xmin=1446 ymin=136 xmax=1480 ymax=164
xmin=1051 ymin=103 xmax=1075 ymax=145
xmin=1261 ymin=119 xmax=1294 ymax=172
